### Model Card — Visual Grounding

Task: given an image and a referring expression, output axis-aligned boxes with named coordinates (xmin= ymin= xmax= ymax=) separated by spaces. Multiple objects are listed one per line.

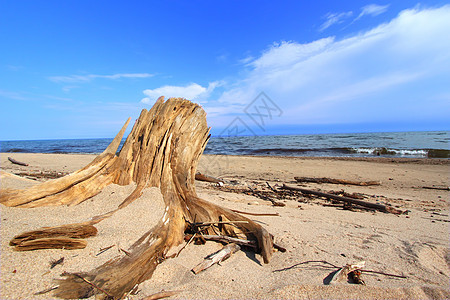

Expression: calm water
xmin=1 ymin=131 xmax=449 ymax=158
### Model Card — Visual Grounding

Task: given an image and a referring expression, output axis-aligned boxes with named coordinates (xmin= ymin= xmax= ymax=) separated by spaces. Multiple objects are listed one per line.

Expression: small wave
xmin=350 ymin=147 xmax=444 ymax=157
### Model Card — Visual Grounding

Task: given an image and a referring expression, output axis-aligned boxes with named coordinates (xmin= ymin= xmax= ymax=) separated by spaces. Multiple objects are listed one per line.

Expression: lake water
xmin=1 ymin=131 xmax=448 ymax=158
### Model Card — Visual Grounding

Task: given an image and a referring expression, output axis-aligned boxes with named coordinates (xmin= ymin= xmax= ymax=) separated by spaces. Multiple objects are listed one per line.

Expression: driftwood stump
xmin=0 ymin=97 xmax=274 ymax=299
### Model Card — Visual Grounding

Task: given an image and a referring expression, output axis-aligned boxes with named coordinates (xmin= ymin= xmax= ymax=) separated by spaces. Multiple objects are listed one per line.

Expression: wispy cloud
xmin=210 ymin=5 xmax=450 ymax=127
xmin=355 ymin=4 xmax=390 ymax=21
xmin=6 ymin=65 xmax=23 ymax=71
xmin=319 ymin=11 xmax=353 ymax=31
xmin=0 ymin=89 xmax=27 ymax=100
xmin=49 ymin=73 xmax=154 ymax=83
xmin=216 ymin=53 xmax=229 ymax=63
xmin=141 ymin=81 xmax=222 ymax=104
xmin=238 ymin=55 xmax=254 ymax=65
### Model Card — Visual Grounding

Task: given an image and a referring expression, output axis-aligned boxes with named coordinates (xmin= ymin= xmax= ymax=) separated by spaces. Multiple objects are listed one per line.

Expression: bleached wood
xmin=1 ymin=97 xmax=275 ymax=300
xmin=192 ymin=243 xmax=241 ymax=274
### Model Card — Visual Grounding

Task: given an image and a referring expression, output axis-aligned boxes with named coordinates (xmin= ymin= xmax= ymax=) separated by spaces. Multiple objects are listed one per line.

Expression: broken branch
xmin=281 ymin=184 xmax=403 ymax=214
xmin=195 ymin=172 xmax=223 ymax=184
xmin=294 ymin=176 xmax=381 ymax=186
xmin=8 ymin=157 xmax=29 ymax=166
xmin=421 ymin=186 xmax=450 ymax=191
xmin=199 ymin=234 xmax=257 ymax=248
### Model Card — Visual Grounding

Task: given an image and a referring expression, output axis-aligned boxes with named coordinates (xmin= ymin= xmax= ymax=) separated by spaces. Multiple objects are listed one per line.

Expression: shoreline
xmin=2 ymin=152 xmax=449 ymax=163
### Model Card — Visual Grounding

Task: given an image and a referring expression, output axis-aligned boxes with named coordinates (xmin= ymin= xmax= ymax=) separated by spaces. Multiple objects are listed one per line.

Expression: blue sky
xmin=1 ymin=1 xmax=449 ymax=140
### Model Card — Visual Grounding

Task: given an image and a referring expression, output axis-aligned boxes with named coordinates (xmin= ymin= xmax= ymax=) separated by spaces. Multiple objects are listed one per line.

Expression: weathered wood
xmin=8 ymin=157 xmax=29 ymax=166
xmin=12 ymin=238 xmax=88 ymax=251
xmin=192 ymin=243 xmax=241 ymax=274
xmin=195 ymin=172 xmax=223 ymax=183
xmin=199 ymin=235 xmax=257 ymax=248
xmin=0 ymin=116 xmax=131 ymax=207
xmin=0 ymin=97 xmax=274 ymax=300
xmin=10 ymin=223 xmax=97 ymax=246
xmin=281 ymin=184 xmax=403 ymax=214
xmin=10 ymin=223 xmax=97 ymax=251
xmin=294 ymin=176 xmax=381 ymax=186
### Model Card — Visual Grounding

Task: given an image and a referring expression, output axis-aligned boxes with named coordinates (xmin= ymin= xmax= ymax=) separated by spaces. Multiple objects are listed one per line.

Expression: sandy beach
xmin=1 ymin=153 xmax=449 ymax=299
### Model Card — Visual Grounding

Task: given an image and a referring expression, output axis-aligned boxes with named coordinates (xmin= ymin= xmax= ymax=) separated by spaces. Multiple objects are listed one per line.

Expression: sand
xmin=1 ymin=153 xmax=449 ymax=299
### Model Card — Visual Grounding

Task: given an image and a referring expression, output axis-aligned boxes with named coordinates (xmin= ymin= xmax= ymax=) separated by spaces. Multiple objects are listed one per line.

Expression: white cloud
xmin=141 ymin=81 xmax=221 ymax=104
xmin=319 ymin=11 xmax=353 ymax=31
xmin=49 ymin=73 xmax=153 ymax=83
xmin=212 ymin=5 xmax=450 ymax=127
xmin=251 ymin=38 xmax=334 ymax=70
xmin=357 ymin=4 xmax=390 ymax=20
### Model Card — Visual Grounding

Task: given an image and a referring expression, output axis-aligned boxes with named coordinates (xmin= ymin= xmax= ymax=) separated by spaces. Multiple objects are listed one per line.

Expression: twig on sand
xmin=50 ymin=257 xmax=64 ymax=269
xmin=360 ymin=269 xmax=407 ymax=279
xmin=34 ymin=285 xmax=59 ymax=295
xmin=96 ymin=244 xmax=115 ymax=256
xmin=231 ymin=209 xmax=279 ymax=216
xmin=8 ymin=157 xmax=29 ymax=166
xmin=176 ymin=233 xmax=196 ymax=257
xmin=273 ymin=260 xmax=339 ymax=272
xmin=273 ymin=260 xmax=407 ymax=279
xmin=141 ymin=290 xmax=182 ymax=300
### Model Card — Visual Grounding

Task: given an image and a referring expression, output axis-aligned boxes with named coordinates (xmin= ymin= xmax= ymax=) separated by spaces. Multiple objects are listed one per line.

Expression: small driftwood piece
xmin=50 ymin=257 xmax=65 ymax=269
xmin=330 ymin=261 xmax=366 ymax=284
xmin=10 ymin=223 xmax=97 ymax=251
xmin=192 ymin=243 xmax=241 ymax=274
xmin=282 ymin=184 xmax=402 ymax=214
xmin=195 ymin=172 xmax=223 ymax=184
xmin=421 ymin=186 xmax=450 ymax=191
xmin=12 ymin=237 xmax=88 ymax=251
xmin=294 ymin=177 xmax=380 ymax=186
xmin=8 ymin=157 xmax=29 ymax=166
xmin=142 ymin=290 xmax=182 ymax=300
